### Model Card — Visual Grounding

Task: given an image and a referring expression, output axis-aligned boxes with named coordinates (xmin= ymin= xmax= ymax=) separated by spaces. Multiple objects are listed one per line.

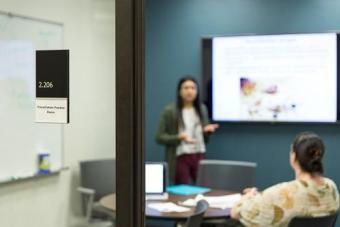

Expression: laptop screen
xmin=145 ymin=162 xmax=167 ymax=194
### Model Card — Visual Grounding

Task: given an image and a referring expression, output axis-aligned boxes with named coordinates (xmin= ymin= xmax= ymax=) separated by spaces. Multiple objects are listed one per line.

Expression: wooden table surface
xmin=100 ymin=193 xmax=116 ymax=211
xmin=100 ymin=190 xmax=234 ymax=221
xmin=146 ymin=190 xmax=232 ymax=221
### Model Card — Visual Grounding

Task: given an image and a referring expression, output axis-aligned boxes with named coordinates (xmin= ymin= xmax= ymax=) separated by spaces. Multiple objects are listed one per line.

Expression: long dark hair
xmin=292 ymin=132 xmax=325 ymax=174
xmin=176 ymin=76 xmax=203 ymax=128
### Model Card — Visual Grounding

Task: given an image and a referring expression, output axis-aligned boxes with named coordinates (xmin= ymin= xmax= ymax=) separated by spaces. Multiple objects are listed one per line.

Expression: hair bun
xmin=308 ymin=159 xmax=323 ymax=173
xmin=310 ymin=149 xmax=322 ymax=159
xmin=292 ymin=132 xmax=325 ymax=174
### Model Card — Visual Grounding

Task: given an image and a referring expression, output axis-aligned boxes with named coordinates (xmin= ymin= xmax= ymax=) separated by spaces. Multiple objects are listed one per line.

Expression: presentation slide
xmin=212 ymin=33 xmax=337 ymax=122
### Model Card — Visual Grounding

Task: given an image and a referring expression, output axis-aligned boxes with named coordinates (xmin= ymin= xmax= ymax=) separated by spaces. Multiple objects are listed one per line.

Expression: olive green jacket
xmin=155 ymin=103 xmax=210 ymax=183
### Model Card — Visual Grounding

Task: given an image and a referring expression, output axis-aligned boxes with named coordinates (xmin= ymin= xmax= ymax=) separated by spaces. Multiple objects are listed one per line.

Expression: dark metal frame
xmin=116 ymin=0 xmax=145 ymax=226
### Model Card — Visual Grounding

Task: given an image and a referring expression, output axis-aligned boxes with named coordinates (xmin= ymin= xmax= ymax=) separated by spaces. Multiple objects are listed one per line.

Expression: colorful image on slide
xmin=240 ymin=77 xmax=297 ymax=120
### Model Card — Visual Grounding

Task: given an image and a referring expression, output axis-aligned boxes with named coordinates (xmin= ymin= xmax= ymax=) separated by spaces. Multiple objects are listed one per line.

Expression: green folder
xmin=167 ymin=184 xmax=211 ymax=195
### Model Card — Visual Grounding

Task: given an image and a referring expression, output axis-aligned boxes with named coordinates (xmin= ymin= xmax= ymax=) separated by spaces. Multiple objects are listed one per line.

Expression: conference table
xmin=99 ymin=189 xmax=233 ymax=221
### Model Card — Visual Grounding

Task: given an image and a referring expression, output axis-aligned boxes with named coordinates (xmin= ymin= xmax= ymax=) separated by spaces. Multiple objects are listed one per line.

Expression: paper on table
xmin=180 ymin=193 xmax=242 ymax=209
xmin=147 ymin=202 xmax=191 ymax=213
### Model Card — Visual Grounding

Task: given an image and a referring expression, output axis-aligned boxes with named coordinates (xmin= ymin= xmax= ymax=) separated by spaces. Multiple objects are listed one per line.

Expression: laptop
xmin=145 ymin=162 xmax=169 ymax=200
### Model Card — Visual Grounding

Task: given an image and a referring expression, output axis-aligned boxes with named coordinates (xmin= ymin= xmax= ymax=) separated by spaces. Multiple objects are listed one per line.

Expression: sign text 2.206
xmin=38 ymin=81 xmax=54 ymax=88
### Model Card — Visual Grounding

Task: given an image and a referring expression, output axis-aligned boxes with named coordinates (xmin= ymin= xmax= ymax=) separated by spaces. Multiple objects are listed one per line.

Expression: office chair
xmin=196 ymin=160 xmax=256 ymax=227
xmin=196 ymin=160 xmax=257 ymax=192
xmin=288 ymin=212 xmax=338 ymax=227
xmin=185 ymin=200 xmax=210 ymax=227
xmin=77 ymin=159 xmax=116 ymax=224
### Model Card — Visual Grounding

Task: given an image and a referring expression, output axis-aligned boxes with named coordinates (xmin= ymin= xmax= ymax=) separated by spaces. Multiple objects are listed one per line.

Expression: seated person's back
xmin=231 ymin=132 xmax=340 ymax=227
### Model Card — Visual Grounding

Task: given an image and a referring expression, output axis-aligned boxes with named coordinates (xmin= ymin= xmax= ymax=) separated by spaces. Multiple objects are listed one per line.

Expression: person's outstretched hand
xmin=178 ymin=133 xmax=197 ymax=144
xmin=203 ymin=124 xmax=219 ymax=134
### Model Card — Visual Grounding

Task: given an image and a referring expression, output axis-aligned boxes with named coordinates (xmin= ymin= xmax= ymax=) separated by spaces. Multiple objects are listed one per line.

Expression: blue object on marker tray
xmin=38 ymin=153 xmax=51 ymax=174
xmin=167 ymin=184 xmax=211 ymax=195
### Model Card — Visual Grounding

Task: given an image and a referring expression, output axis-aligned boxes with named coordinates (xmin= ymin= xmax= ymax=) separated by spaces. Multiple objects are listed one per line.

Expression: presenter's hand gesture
xmin=203 ymin=124 xmax=219 ymax=134
xmin=178 ymin=133 xmax=197 ymax=144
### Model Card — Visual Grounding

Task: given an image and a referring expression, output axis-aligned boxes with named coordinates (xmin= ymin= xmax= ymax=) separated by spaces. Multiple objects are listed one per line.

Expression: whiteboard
xmin=0 ymin=12 xmax=63 ymax=181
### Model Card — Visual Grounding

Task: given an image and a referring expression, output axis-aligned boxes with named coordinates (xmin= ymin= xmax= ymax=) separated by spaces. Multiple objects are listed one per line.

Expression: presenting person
xmin=230 ymin=132 xmax=339 ymax=227
xmin=155 ymin=76 xmax=219 ymax=184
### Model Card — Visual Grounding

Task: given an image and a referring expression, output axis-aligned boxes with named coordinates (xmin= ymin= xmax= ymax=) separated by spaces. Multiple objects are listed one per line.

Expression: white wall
xmin=0 ymin=0 xmax=115 ymax=226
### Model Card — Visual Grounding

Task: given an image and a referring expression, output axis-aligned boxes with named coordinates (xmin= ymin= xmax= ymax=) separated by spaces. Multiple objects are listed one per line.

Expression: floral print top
xmin=233 ymin=178 xmax=339 ymax=227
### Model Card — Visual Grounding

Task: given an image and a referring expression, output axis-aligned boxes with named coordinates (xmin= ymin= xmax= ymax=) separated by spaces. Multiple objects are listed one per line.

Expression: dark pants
xmin=175 ymin=153 xmax=204 ymax=184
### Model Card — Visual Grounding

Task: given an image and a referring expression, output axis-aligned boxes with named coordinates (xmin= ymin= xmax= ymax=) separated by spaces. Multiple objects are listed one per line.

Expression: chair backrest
xmin=196 ymin=160 xmax=256 ymax=191
xmin=80 ymin=159 xmax=116 ymax=201
xmin=185 ymin=200 xmax=209 ymax=227
xmin=288 ymin=212 xmax=338 ymax=227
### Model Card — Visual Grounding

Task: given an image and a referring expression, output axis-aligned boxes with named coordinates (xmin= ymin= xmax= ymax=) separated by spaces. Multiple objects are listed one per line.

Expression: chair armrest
xmin=77 ymin=186 xmax=95 ymax=195
xmin=77 ymin=187 xmax=96 ymax=221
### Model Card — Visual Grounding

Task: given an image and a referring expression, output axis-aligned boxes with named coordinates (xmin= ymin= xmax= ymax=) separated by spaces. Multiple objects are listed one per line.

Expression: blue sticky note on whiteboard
xmin=167 ymin=184 xmax=210 ymax=195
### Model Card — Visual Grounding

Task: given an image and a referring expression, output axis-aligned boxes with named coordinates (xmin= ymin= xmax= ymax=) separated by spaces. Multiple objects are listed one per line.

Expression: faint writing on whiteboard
xmin=0 ymin=41 xmax=34 ymax=113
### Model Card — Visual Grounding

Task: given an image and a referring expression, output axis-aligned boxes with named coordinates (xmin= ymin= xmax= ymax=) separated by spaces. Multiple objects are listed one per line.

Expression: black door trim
xmin=116 ymin=0 xmax=145 ymax=226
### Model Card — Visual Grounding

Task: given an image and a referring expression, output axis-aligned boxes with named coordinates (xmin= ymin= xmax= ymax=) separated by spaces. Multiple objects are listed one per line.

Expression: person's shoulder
xmin=163 ymin=102 xmax=176 ymax=112
xmin=161 ymin=103 xmax=177 ymax=117
xmin=323 ymin=177 xmax=339 ymax=191
xmin=200 ymin=103 xmax=208 ymax=110
xmin=323 ymin=177 xmax=336 ymax=185
xmin=263 ymin=180 xmax=297 ymax=195
xmin=199 ymin=103 xmax=209 ymax=116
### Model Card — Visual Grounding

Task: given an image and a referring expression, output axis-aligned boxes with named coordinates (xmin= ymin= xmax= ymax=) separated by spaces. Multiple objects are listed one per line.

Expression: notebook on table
xmin=167 ymin=184 xmax=211 ymax=196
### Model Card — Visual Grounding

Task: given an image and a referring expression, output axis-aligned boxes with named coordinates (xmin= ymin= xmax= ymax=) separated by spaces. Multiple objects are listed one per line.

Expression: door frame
xmin=116 ymin=0 xmax=145 ymax=226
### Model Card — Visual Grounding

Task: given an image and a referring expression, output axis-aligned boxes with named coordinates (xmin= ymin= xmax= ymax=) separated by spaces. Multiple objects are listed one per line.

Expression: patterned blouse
xmin=233 ymin=178 xmax=339 ymax=227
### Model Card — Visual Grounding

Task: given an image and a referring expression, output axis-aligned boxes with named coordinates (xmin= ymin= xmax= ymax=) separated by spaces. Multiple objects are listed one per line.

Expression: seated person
xmin=230 ymin=132 xmax=339 ymax=227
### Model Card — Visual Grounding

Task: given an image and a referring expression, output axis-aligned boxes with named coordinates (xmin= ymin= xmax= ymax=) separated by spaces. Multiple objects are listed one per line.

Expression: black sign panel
xmin=36 ymin=50 xmax=69 ymax=98
xmin=36 ymin=50 xmax=69 ymax=123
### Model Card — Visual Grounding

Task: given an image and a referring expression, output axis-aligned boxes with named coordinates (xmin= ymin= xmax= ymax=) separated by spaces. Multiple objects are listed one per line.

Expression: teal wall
xmin=145 ymin=0 xmax=340 ymax=192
